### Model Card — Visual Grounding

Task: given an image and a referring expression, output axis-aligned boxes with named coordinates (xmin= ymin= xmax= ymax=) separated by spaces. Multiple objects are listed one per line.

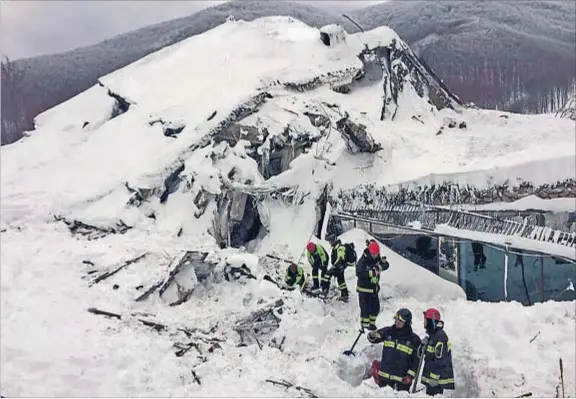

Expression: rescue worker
xmin=356 ymin=239 xmax=389 ymax=330
xmin=323 ymin=239 xmax=357 ymax=302
xmin=284 ymin=263 xmax=307 ymax=292
xmin=421 ymin=308 xmax=455 ymax=396
xmin=306 ymin=241 xmax=329 ymax=292
xmin=368 ymin=308 xmax=422 ymax=392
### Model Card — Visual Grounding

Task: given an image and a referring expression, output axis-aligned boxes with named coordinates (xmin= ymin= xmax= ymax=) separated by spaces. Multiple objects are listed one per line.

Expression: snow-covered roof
xmin=319 ymin=23 xmax=345 ymax=34
xmin=95 ymin=17 xmax=397 ymax=122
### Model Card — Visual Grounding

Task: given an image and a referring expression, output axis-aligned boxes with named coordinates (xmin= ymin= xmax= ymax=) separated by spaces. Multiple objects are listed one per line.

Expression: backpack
xmin=345 ymin=243 xmax=357 ymax=264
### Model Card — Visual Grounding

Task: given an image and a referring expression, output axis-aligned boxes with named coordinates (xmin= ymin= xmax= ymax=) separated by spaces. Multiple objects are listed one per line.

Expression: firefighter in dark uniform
xmin=421 ymin=308 xmax=455 ymax=396
xmin=367 ymin=308 xmax=422 ymax=391
xmin=356 ymin=240 xmax=389 ymax=330
xmin=306 ymin=242 xmax=329 ymax=291
xmin=284 ymin=263 xmax=307 ymax=291
xmin=322 ymin=239 xmax=357 ymax=301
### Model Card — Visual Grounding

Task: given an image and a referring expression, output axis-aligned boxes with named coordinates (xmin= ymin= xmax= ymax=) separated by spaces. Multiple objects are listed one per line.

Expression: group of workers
xmin=283 ymin=238 xmax=455 ymax=396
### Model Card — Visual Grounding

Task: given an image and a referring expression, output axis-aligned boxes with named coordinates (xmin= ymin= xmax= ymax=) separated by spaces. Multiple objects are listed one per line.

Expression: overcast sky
xmin=0 ymin=0 xmax=385 ymax=60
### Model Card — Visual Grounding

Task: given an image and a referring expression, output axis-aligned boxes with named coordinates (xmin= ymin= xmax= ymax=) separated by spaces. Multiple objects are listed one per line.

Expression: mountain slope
xmin=1 ymin=0 xmax=355 ymax=145
xmin=1 ymin=16 xmax=575 ymax=397
xmin=348 ymin=0 xmax=576 ymax=113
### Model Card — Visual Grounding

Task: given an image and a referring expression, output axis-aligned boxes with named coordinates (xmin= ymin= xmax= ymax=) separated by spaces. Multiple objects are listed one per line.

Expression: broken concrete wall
xmin=213 ymin=190 xmax=264 ymax=249
xmin=233 ymin=299 xmax=284 ymax=348
xmin=159 ymin=251 xmax=220 ymax=306
xmin=266 ymin=140 xmax=308 ymax=178
xmin=229 ymin=191 xmax=248 ymax=222
xmin=229 ymin=194 xmax=262 ymax=248
xmin=213 ymin=194 xmax=232 ymax=247
xmin=335 ymin=115 xmax=381 ymax=153
xmin=354 ymin=39 xmax=462 ymax=121
xmin=319 ymin=24 xmax=347 ymax=47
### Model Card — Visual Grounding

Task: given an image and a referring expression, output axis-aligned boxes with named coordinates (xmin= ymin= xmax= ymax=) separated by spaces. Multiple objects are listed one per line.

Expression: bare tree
xmin=1 ymin=56 xmax=28 ymax=145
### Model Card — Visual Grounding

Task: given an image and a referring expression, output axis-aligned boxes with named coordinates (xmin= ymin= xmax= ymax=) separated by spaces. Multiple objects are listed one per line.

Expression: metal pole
xmin=503 ymin=245 xmax=509 ymax=301
xmin=540 ymin=256 xmax=545 ymax=302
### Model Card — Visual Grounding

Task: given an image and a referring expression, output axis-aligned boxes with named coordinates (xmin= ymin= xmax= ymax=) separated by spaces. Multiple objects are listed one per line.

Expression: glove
xmin=367 ymin=331 xmax=380 ymax=343
xmin=402 ymin=376 xmax=413 ymax=385
xmin=428 ymin=379 xmax=439 ymax=387
xmin=422 ymin=336 xmax=429 ymax=346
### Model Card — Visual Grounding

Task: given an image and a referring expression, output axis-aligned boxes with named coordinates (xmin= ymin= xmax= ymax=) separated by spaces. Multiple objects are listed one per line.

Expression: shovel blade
xmin=342 ymin=350 xmax=356 ymax=357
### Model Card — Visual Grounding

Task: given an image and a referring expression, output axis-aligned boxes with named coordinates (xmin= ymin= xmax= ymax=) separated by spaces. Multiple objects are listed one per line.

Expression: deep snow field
xmin=1 ymin=16 xmax=575 ymax=398
xmin=2 ymin=226 xmax=574 ymax=397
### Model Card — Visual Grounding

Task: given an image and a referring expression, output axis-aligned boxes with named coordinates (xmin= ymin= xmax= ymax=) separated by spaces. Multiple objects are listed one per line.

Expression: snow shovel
xmin=343 ymin=329 xmax=364 ymax=357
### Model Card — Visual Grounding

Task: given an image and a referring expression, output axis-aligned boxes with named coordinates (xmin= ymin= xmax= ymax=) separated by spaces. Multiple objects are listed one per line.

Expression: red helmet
xmin=423 ymin=308 xmax=441 ymax=321
xmin=368 ymin=240 xmax=380 ymax=256
xmin=306 ymin=242 xmax=316 ymax=252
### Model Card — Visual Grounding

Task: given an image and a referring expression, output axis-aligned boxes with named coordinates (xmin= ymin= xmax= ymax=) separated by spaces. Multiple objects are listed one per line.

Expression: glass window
xmin=505 ymin=248 xmax=545 ymax=305
xmin=459 ymin=240 xmax=505 ymax=302
xmin=438 ymin=236 xmax=459 ymax=286
xmin=505 ymin=248 xmax=575 ymax=304
xmin=380 ymin=233 xmax=439 ymax=274
xmin=542 ymin=255 xmax=575 ymax=302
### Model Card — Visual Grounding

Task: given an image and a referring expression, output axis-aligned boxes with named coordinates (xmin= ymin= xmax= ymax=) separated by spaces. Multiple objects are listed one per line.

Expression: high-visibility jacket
xmin=421 ymin=323 xmax=455 ymax=390
xmin=355 ymin=248 xmax=389 ymax=294
xmin=307 ymin=244 xmax=328 ymax=269
xmin=284 ymin=265 xmax=307 ymax=290
xmin=331 ymin=242 xmax=357 ymax=271
xmin=370 ymin=325 xmax=422 ymax=385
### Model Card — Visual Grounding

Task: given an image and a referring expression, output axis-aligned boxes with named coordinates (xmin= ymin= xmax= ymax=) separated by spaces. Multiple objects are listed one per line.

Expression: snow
xmin=33 ymin=84 xmax=116 ymax=132
xmin=328 ymin=114 xmax=576 ymax=192
xmin=98 ymin=17 xmax=368 ymax=122
xmin=226 ymin=253 xmax=261 ymax=275
xmin=2 ymin=226 xmax=574 ymax=397
xmin=1 ymin=15 xmax=575 ymax=399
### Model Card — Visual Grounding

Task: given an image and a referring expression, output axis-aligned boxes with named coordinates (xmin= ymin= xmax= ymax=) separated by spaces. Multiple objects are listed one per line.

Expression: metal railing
xmin=335 ymin=202 xmax=575 ymax=249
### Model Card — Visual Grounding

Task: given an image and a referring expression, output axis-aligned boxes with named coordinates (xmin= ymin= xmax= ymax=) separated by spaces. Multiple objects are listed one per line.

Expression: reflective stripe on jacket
xmin=421 ymin=325 xmax=455 ymax=389
xmin=371 ymin=325 xmax=422 ymax=384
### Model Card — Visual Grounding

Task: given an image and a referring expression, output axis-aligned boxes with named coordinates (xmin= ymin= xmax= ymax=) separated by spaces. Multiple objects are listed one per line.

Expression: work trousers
xmin=358 ymin=291 xmax=380 ymax=330
xmin=311 ymin=266 xmax=327 ymax=289
xmin=321 ymin=269 xmax=348 ymax=297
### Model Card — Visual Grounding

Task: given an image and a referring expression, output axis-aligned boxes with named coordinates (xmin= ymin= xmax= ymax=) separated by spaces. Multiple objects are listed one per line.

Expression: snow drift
xmin=1 ymin=16 xmax=575 ymax=398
